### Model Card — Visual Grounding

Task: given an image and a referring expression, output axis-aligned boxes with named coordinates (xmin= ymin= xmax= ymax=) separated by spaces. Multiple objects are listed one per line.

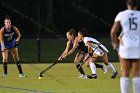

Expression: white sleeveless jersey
xmin=115 ymin=10 xmax=140 ymax=58
xmin=115 ymin=10 xmax=140 ymax=48
xmin=83 ymin=37 xmax=108 ymax=53
xmin=84 ymin=37 xmax=100 ymax=48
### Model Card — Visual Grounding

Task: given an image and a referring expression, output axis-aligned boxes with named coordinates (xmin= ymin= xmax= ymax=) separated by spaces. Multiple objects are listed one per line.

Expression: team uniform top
xmin=83 ymin=37 xmax=108 ymax=56
xmin=70 ymin=37 xmax=88 ymax=53
xmin=115 ymin=10 xmax=140 ymax=59
xmin=77 ymin=40 xmax=88 ymax=53
xmin=1 ymin=26 xmax=16 ymax=48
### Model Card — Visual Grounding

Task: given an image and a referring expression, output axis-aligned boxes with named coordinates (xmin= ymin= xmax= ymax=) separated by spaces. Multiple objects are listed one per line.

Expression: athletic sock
xmin=3 ymin=62 xmax=7 ymax=74
xmin=76 ymin=64 xmax=85 ymax=75
xmin=16 ymin=61 xmax=23 ymax=74
xmin=94 ymin=63 xmax=103 ymax=68
xmin=107 ymin=63 xmax=116 ymax=73
xmin=89 ymin=63 xmax=96 ymax=74
xmin=132 ymin=77 xmax=140 ymax=93
xmin=120 ymin=77 xmax=130 ymax=93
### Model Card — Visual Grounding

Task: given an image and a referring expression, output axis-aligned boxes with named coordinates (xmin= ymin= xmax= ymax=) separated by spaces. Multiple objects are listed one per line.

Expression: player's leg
xmin=131 ymin=59 xmax=140 ymax=93
xmin=10 ymin=48 xmax=27 ymax=77
xmin=74 ymin=52 xmax=86 ymax=78
xmin=87 ymin=53 xmax=98 ymax=79
xmin=101 ymin=52 xmax=118 ymax=78
xmin=120 ymin=58 xmax=131 ymax=93
xmin=1 ymin=50 xmax=8 ymax=78
xmin=85 ymin=59 xmax=107 ymax=74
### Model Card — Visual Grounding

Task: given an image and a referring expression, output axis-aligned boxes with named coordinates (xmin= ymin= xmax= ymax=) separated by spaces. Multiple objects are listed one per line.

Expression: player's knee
xmin=2 ymin=58 xmax=8 ymax=62
xmin=14 ymin=58 xmax=19 ymax=62
xmin=90 ymin=57 xmax=97 ymax=62
xmin=103 ymin=61 xmax=109 ymax=66
xmin=85 ymin=62 xmax=90 ymax=67
xmin=85 ymin=64 xmax=90 ymax=67
xmin=74 ymin=60 xmax=79 ymax=64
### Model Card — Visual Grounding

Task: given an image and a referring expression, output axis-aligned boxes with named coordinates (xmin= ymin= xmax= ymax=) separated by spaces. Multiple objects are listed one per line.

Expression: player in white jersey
xmin=111 ymin=0 xmax=140 ymax=93
xmin=78 ymin=29 xmax=118 ymax=79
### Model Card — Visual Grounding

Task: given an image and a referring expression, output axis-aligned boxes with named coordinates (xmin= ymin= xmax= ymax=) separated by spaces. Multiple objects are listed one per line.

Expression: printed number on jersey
xmin=129 ymin=17 xmax=138 ymax=30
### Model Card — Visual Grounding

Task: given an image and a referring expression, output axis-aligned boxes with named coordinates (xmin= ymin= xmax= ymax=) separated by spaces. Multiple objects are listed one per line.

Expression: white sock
xmin=132 ymin=77 xmax=140 ymax=93
xmin=120 ymin=77 xmax=130 ymax=93
xmin=107 ymin=63 xmax=116 ymax=73
xmin=89 ymin=63 xmax=96 ymax=74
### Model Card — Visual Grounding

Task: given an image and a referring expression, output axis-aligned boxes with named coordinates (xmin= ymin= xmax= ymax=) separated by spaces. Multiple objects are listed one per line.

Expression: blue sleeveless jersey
xmin=70 ymin=40 xmax=88 ymax=53
xmin=0 ymin=26 xmax=16 ymax=49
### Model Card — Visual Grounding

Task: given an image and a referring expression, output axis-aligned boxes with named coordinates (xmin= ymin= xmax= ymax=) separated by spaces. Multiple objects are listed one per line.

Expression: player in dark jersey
xmin=0 ymin=15 xmax=27 ymax=78
xmin=58 ymin=29 xmax=107 ymax=79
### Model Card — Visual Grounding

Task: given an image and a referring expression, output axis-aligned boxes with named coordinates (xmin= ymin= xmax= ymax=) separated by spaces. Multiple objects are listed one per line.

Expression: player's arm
xmin=118 ymin=32 xmax=123 ymax=46
xmin=110 ymin=21 xmax=120 ymax=50
xmin=0 ymin=27 xmax=5 ymax=51
xmin=118 ymin=32 xmax=122 ymax=40
xmin=63 ymin=37 xmax=78 ymax=58
xmin=58 ymin=41 xmax=71 ymax=61
xmin=13 ymin=26 xmax=21 ymax=42
xmin=85 ymin=41 xmax=93 ymax=54
xmin=83 ymin=41 xmax=93 ymax=61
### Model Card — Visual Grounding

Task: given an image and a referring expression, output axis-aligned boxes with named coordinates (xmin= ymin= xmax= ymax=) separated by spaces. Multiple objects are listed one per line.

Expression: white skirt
xmin=119 ymin=45 xmax=140 ymax=59
xmin=93 ymin=44 xmax=109 ymax=56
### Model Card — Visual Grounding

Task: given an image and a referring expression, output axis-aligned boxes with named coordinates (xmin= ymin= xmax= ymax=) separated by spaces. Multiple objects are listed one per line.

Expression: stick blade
xmin=39 ymin=73 xmax=43 ymax=77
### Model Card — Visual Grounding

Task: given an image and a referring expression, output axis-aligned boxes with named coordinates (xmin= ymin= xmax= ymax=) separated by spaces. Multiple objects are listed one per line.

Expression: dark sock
xmin=76 ymin=64 xmax=85 ymax=75
xmin=3 ymin=62 xmax=7 ymax=74
xmin=94 ymin=63 xmax=103 ymax=68
xmin=16 ymin=61 xmax=23 ymax=74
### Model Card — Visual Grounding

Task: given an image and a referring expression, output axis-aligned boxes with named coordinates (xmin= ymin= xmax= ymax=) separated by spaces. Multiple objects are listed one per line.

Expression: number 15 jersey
xmin=115 ymin=10 xmax=140 ymax=59
xmin=115 ymin=10 xmax=140 ymax=48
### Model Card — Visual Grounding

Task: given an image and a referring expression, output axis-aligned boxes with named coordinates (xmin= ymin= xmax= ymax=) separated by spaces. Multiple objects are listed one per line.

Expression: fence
xmin=0 ymin=38 xmax=119 ymax=63
xmin=0 ymin=0 xmax=124 ymax=63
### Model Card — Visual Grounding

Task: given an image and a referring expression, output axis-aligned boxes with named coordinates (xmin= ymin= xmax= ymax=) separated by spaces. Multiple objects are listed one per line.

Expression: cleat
xmin=87 ymin=74 xmax=97 ymax=79
xmin=1 ymin=74 xmax=7 ymax=78
xmin=111 ymin=71 xmax=118 ymax=78
xmin=19 ymin=74 xmax=27 ymax=78
xmin=77 ymin=74 xmax=87 ymax=79
xmin=102 ymin=64 xmax=107 ymax=74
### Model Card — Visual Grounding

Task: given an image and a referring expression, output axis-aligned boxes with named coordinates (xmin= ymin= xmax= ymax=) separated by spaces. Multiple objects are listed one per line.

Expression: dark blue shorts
xmin=0 ymin=39 xmax=17 ymax=49
xmin=77 ymin=50 xmax=87 ymax=55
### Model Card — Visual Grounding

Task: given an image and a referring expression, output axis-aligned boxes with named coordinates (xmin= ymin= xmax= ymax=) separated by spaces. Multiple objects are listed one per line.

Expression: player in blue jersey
xmin=0 ymin=15 xmax=27 ymax=78
xmin=58 ymin=29 xmax=107 ymax=79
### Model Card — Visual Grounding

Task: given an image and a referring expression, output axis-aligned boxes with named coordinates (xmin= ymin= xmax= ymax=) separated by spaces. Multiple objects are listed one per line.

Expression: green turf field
xmin=0 ymin=62 xmax=133 ymax=93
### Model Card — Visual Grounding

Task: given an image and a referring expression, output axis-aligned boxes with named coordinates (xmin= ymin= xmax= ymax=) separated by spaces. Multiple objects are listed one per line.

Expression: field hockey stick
xmin=39 ymin=61 xmax=60 ymax=77
xmin=77 ymin=54 xmax=91 ymax=70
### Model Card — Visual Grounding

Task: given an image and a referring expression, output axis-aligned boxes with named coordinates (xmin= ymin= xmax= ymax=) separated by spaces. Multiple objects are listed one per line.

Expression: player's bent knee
xmin=85 ymin=64 xmax=90 ymax=67
xmin=74 ymin=60 xmax=80 ymax=64
xmin=14 ymin=58 xmax=19 ymax=62
xmin=85 ymin=62 xmax=90 ymax=67
xmin=3 ymin=59 xmax=8 ymax=62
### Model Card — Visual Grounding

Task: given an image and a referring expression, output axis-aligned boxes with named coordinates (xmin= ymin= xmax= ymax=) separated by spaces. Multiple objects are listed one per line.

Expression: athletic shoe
xmin=77 ymin=74 xmax=87 ymax=79
xmin=87 ymin=74 xmax=97 ymax=79
xmin=102 ymin=65 xmax=107 ymax=74
xmin=111 ymin=71 xmax=118 ymax=78
xmin=19 ymin=74 xmax=27 ymax=78
xmin=1 ymin=74 xmax=7 ymax=78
